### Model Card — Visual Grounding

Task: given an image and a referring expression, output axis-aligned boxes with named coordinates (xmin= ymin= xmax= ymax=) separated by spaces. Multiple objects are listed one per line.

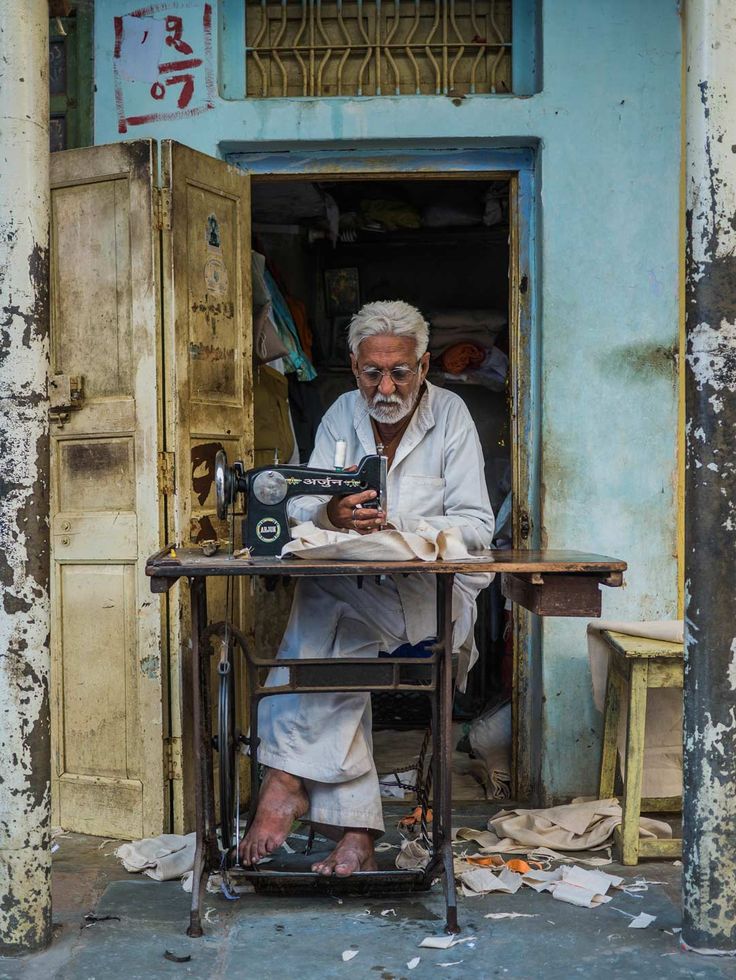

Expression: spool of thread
xmin=334 ymin=439 xmax=347 ymax=471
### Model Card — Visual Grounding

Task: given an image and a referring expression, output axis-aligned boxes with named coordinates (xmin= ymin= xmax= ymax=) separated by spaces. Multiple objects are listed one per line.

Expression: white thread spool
xmin=333 ymin=439 xmax=347 ymax=471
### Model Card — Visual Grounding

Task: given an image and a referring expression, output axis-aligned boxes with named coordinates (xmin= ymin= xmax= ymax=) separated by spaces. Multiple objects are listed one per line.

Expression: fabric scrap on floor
xmin=115 ymin=833 xmax=196 ymax=881
xmin=395 ymin=837 xmax=431 ymax=871
xmin=459 ymin=866 xmax=523 ymax=897
xmin=484 ymin=798 xmax=671 ymax=852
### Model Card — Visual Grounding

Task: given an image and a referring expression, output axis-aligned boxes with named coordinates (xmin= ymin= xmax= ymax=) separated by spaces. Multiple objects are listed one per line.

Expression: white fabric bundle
xmin=115 ymin=832 xmax=196 ymax=882
xmin=485 ymin=798 xmax=672 ymax=852
xmin=281 ymin=519 xmax=482 ymax=563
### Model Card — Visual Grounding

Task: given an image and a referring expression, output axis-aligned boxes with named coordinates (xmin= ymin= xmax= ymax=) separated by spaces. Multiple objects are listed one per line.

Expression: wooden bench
xmin=598 ymin=629 xmax=683 ymax=865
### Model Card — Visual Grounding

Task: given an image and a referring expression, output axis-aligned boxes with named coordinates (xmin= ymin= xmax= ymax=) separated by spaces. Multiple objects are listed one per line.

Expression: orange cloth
xmin=466 ymin=854 xmax=505 ymax=868
xmin=439 ymin=342 xmax=486 ymax=375
xmin=286 ymin=294 xmax=313 ymax=362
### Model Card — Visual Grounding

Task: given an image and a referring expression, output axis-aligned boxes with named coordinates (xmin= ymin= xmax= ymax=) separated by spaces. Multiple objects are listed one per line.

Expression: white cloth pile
xmin=457 ymin=861 xmax=625 ymax=908
xmin=587 ymin=620 xmax=683 ymax=798
xmin=115 ymin=833 xmax=196 ymax=882
xmin=483 ymin=797 xmax=672 ymax=852
xmin=282 ymin=519 xmax=482 ymax=563
xmin=428 ymin=309 xmax=507 ymax=355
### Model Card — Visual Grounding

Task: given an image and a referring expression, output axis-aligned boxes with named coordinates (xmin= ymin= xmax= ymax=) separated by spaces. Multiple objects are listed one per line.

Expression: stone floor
xmin=2 ymin=807 xmax=735 ymax=980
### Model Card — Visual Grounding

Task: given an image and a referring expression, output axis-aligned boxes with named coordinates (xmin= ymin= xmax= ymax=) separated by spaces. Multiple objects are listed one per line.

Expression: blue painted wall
xmin=93 ymin=0 xmax=682 ymax=803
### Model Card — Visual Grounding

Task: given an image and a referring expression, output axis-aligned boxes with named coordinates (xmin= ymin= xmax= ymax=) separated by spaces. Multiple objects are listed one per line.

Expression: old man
xmin=239 ymin=300 xmax=495 ymax=875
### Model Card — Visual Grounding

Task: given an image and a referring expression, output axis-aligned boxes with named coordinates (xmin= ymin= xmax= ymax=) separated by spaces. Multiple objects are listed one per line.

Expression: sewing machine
xmin=214 ymin=450 xmax=387 ymax=556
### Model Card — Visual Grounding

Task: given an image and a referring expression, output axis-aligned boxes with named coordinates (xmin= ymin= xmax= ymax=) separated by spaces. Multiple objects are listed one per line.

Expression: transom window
xmin=245 ymin=0 xmax=512 ymax=98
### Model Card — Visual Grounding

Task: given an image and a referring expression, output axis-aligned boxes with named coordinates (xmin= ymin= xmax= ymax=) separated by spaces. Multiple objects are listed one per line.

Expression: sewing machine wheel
xmin=217 ymin=651 xmax=239 ymax=852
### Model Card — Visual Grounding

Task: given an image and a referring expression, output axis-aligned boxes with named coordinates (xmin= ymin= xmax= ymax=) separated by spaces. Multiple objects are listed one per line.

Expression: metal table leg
xmin=437 ymin=574 xmax=460 ymax=934
xmin=187 ymin=576 xmax=218 ymax=938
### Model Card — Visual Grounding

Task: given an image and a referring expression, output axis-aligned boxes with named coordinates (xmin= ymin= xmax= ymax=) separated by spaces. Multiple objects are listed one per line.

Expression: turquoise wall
xmin=94 ymin=0 xmax=682 ymax=803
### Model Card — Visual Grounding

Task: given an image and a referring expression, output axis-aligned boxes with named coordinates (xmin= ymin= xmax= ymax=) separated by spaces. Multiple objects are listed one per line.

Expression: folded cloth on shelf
xmin=281 ymin=519 xmax=482 ymax=563
xmin=429 ymin=309 xmax=507 ymax=354
xmin=440 ymin=342 xmax=486 ymax=375
xmin=587 ymin=620 xmax=683 ymax=799
xmin=360 ymin=199 xmax=421 ymax=230
xmin=115 ymin=833 xmax=196 ymax=881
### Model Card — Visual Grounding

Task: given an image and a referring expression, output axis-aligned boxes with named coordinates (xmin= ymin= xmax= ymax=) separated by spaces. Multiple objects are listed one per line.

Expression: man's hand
xmin=327 ymin=465 xmax=386 ymax=533
xmin=327 ymin=488 xmax=386 ymax=533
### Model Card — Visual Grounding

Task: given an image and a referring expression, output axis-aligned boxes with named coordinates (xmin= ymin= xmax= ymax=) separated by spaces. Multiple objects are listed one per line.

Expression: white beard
xmin=364 ymin=391 xmax=416 ymax=424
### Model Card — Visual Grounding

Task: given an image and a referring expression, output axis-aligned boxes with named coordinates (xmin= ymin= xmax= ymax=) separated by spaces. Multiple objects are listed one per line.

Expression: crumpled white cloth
xmin=115 ymin=832 xmax=196 ymax=882
xmin=485 ymin=798 xmax=672 ymax=852
xmin=282 ymin=519 xmax=482 ymax=562
xmin=587 ymin=620 xmax=683 ymax=799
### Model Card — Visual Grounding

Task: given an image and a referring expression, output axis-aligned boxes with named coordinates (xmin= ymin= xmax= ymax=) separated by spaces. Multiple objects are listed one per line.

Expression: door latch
xmin=519 ymin=508 xmax=531 ymax=541
xmin=49 ymin=374 xmax=84 ymax=427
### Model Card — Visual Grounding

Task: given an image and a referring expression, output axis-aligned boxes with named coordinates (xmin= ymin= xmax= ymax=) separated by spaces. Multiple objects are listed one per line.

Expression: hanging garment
xmin=264 ymin=268 xmax=317 ymax=382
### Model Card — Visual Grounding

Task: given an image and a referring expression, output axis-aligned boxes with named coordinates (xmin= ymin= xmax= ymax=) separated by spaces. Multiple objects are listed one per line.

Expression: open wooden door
xmin=49 ymin=140 xmax=167 ymax=839
xmin=161 ymin=141 xmax=253 ymax=830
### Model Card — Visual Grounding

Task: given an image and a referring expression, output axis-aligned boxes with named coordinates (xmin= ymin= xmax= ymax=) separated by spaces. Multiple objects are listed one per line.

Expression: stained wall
xmin=92 ymin=0 xmax=682 ymax=802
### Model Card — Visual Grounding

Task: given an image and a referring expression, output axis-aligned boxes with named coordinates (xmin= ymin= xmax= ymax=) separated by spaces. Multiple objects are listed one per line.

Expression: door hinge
xmin=519 ymin=508 xmax=531 ymax=541
xmin=158 ymin=451 xmax=176 ymax=496
xmin=164 ymin=737 xmax=183 ymax=781
xmin=155 ymin=187 xmax=172 ymax=231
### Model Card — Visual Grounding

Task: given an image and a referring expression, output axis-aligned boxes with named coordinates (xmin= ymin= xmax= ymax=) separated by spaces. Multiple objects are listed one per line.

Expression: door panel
xmin=50 ymin=140 xmax=165 ymax=839
xmin=162 ymin=141 xmax=253 ymax=830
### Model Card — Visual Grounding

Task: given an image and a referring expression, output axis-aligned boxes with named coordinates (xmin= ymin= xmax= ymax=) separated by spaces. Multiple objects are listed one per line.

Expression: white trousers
xmin=256 ymin=575 xmax=426 ymax=833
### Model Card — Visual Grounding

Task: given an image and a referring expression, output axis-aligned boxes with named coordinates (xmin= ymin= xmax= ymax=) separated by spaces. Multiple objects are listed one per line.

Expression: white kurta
xmin=256 ymin=382 xmax=495 ymax=831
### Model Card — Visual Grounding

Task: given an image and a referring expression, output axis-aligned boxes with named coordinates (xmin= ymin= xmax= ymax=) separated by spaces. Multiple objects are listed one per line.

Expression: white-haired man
xmin=239 ymin=300 xmax=495 ymax=875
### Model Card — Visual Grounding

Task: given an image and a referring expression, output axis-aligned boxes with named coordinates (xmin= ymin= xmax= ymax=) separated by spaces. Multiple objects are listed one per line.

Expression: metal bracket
xmin=49 ymin=373 xmax=84 ymax=426
xmin=156 ymin=187 xmax=172 ymax=231
xmin=164 ymin=736 xmax=183 ymax=781
xmin=158 ymin=451 xmax=176 ymax=496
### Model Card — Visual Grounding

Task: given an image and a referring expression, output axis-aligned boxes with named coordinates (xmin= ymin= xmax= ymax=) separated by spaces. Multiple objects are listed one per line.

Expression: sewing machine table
xmin=145 ymin=548 xmax=626 ymax=937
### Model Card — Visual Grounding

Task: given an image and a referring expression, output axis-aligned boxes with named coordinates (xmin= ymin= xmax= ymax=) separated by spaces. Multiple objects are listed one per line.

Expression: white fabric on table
xmin=587 ymin=620 xmax=683 ymax=799
xmin=282 ymin=519 xmax=476 ymax=563
xmin=257 ymin=383 xmax=494 ymax=832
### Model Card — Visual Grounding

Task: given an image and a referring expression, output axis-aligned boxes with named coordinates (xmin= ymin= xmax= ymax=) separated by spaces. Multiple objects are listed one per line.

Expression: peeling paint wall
xmin=90 ymin=0 xmax=682 ymax=801
xmin=682 ymin=0 xmax=736 ymax=952
xmin=0 ymin=0 xmax=51 ymax=954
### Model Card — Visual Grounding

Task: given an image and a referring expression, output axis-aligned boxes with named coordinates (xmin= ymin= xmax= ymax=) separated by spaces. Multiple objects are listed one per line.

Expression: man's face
xmin=351 ymin=335 xmax=430 ymax=424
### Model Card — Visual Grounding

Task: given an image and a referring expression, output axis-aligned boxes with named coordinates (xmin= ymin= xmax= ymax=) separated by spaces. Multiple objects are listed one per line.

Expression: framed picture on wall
xmin=324 ymin=267 xmax=360 ymax=317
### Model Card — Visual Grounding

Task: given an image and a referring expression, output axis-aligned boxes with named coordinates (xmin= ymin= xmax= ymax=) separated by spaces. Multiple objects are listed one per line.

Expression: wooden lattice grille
xmin=245 ymin=1 xmax=512 ymax=98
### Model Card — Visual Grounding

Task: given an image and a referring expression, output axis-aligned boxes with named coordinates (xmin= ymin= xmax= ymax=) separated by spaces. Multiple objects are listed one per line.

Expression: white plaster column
xmin=0 ymin=0 xmax=52 ymax=954
xmin=683 ymin=0 xmax=736 ymax=954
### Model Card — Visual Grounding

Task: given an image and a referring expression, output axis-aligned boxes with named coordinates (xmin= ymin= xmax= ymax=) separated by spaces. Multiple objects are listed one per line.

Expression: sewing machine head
xmin=215 ymin=451 xmax=387 ymax=556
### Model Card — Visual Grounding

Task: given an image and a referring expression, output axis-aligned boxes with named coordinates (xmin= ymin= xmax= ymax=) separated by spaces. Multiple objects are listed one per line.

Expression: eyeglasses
xmin=358 ymin=364 xmax=419 ymax=387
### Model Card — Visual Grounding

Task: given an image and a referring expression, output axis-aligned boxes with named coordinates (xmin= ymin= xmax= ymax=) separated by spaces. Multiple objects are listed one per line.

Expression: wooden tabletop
xmin=146 ymin=546 xmax=627 ymax=579
xmin=603 ymin=629 xmax=683 ymax=659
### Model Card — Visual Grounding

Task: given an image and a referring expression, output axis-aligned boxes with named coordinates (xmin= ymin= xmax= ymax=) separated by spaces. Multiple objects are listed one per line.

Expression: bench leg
xmin=619 ymin=661 xmax=648 ymax=865
xmin=599 ymin=665 xmax=624 ymax=799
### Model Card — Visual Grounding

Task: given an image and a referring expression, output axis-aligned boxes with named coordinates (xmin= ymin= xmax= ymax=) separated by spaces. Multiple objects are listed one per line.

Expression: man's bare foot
xmin=311 ymin=830 xmax=377 ymax=877
xmin=238 ymin=768 xmax=308 ymax=866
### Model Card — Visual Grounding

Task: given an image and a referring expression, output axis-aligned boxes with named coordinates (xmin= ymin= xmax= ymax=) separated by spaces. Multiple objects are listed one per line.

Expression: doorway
xmin=233 ymin=149 xmax=539 ymax=802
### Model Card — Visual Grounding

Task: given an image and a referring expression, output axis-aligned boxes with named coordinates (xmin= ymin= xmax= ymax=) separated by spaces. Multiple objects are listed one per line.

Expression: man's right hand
xmin=327 ymin=487 xmax=386 ymax=534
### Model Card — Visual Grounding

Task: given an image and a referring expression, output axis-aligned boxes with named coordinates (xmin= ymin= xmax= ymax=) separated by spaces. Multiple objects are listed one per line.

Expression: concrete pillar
xmin=683 ymin=0 xmax=736 ymax=954
xmin=0 ymin=0 xmax=52 ymax=955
